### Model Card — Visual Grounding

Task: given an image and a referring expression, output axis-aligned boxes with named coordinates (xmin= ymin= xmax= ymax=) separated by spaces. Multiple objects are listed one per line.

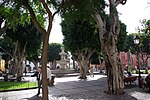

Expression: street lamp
xmin=133 ymin=35 xmax=142 ymax=88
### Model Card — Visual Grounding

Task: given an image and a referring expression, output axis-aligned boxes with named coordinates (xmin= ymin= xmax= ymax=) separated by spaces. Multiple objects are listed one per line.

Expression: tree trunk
xmin=104 ymin=47 xmax=124 ymax=94
xmin=13 ymin=41 xmax=26 ymax=81
xmin=77 ymin=49 xmax=94 ymax=79
xmin=41 ymin=32 xmax=50 ymax=100
xmin=16 ymin=57 xmax=24 ymax=81
xmin=77 ymin=53 xmax=87 ymax=79
xmin=93 ymin=0 xmax=127 ymax=95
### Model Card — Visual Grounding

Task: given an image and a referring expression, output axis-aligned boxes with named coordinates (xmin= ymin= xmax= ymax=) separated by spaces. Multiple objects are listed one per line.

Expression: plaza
xmin=0 ymin=74 xmax=150 ymax=100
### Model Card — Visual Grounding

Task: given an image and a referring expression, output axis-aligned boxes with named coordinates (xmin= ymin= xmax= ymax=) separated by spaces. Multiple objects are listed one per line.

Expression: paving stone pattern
xmin=0 ymin=75 xmax=150 ymax=100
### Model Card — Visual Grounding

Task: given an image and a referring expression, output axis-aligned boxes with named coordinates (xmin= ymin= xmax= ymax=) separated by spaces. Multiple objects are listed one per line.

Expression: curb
xmin=0 ymin=87 xmax=38 ymax=92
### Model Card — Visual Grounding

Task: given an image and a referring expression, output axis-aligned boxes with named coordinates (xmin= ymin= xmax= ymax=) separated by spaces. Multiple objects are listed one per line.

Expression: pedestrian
xmin=36 ymin=66 xmax=52 ymax=96
xmin=89 ymin=65 xmax=94 ymax=77
xmin=47 ymin=66 xmax=52 ymax=85
xmin=36 ymin=67 xmax=42 ymax=96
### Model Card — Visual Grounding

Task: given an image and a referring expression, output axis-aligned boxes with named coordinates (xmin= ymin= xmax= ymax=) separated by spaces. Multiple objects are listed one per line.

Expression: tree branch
xmin=92 ymin=13 xmax=106 ymax=44
xmin=41 ymin=0 xmax=53 ymax=33
xmin=22 ymin=0 xmax=46 ymax=34
xmin=41 ymin=0 xmax=52 ymax=17
xmin=52 ymin=0 xmax=65 ymax=18
xmin=114 ymin=0 xmax=127 ymax=6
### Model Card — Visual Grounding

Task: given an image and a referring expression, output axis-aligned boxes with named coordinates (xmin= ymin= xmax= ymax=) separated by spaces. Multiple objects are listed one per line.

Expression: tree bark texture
xmin=93 ymin=0 xmax=127 ymax=95
xmin=13 ymin=41 xmax=26 ymax=81
xmin=77 ymin=52 xmax=87 ymax=79
xmin=77 ymin=49 xmax=95 ymax=79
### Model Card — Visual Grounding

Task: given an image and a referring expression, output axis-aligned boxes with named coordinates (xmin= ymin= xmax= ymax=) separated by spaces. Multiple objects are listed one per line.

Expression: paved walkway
xmin=0 ymin=74 xmax=150 ymax=100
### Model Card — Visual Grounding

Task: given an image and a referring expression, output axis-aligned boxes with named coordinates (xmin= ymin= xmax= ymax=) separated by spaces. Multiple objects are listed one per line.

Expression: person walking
xmin=89 ymin=65 xmax=94 ymax=77
xmin=47 ymin=66 xmax=52 ymax=85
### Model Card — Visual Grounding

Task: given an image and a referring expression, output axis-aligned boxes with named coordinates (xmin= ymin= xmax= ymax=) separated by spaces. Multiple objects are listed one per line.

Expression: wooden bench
xmin=124 ymin=76 xmax=137 ymax=85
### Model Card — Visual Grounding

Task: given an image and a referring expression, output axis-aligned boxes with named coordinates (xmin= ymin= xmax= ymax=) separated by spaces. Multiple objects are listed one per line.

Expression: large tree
xmin=63 ymin=0 xmax=127 ymax=94
xmin=1 ymin=0 xmax=65 ymax=99
xmin=92 ymin=0 xmax=127 ymax=94
xmin=0 ymin=22 xmax=42 ymax=80
xmin=62 ymin=19 xmax=100 ymax=79
xmin=21 ymin=1 xmax=65 ymax=99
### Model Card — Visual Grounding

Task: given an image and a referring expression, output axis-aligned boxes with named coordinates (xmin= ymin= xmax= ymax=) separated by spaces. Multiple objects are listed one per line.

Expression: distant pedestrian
xmin=89 ymin=65 xmax=94 ymax=77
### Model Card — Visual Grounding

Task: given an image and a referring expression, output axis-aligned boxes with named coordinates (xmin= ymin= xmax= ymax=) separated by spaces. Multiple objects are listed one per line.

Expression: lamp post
xmin=134 ymin=35 xmax=142 ymax=88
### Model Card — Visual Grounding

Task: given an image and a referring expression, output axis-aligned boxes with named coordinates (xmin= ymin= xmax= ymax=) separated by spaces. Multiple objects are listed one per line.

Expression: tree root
xmin=78 ymin=76 xmax=87 ymax=79
xmin=104 ymin=90 xmax=125 ymax=95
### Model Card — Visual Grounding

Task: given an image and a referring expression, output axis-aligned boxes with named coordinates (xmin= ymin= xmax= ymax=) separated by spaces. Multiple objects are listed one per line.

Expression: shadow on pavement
xmin=23 ymin=95 xmax=42 ymax=100
xmin=125 ymin=84 xmax=137 ymax=89
xmin=47 ymin=76 xmax=138 ymax=100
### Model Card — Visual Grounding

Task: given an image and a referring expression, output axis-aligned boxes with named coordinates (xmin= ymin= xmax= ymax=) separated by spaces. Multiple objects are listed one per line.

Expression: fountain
xmin=57 ymin=47 xmax=68 ymax=69
xmin=51 ymin=47 xmax=75 ymax=77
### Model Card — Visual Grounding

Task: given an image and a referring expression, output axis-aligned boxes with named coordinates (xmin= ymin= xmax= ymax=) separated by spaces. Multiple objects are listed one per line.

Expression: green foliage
xmin=0 ymin=0 xmax=46 ymax=31
xmin=0 ymin=0 xmax=30 ymax=30
xmin=131 ymin=70 xmax=136 ymax=74
xmin=62 ymin=0 xmax=106 ymax=17
xmin=139 ymin=33 xmax=150 ymax=54
xmin=124 ymin=33 xmax=135 ymax=53
xmin=48 ymin=43 xmax=62 ymax=62
xmin=1 ymin=22 xmax=42 ymax=61
xmin=117 ymin=22 xmax=128 ymax=52
xmin=138 ymin=19 xmax=150 ymax=54
xmin=125 ymin=31 xmax=150 ymax=55
xmin=61 ymin=17 xmax=100 ymax=55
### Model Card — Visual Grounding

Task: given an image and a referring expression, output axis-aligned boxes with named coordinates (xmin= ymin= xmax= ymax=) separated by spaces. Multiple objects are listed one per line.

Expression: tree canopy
xmin=48 ymin=43 xmax=62 ymax=62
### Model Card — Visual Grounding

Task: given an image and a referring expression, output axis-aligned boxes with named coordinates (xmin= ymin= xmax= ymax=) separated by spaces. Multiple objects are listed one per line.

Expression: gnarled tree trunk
xmin=77 ymin=49 xmax=95 ymax=79
xmin=77 ymin=52 xmax=87 ymax=79
xmin=93 ymin=0 xmax=127 ymax=95
xmin=12 ymin=41 xmax=26 ymax=81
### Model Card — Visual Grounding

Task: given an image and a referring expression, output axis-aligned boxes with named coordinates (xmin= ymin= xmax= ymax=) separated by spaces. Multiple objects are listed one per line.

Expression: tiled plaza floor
xmin=0 ymin=74 xmax=150 ymax=100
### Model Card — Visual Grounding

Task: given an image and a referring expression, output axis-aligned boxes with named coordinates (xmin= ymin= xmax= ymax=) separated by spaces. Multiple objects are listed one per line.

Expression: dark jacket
xmin=31 ymin=71 xmax=39 ymax=80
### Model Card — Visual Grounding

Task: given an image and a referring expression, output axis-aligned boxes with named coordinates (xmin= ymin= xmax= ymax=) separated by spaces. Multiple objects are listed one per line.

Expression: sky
xmin=49 ymin=0 xmax=150 ymax=44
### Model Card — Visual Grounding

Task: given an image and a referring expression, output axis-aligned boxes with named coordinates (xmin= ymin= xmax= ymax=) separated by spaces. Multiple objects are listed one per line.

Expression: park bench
xmin=124 ymin=76 xmax=137 ymax=85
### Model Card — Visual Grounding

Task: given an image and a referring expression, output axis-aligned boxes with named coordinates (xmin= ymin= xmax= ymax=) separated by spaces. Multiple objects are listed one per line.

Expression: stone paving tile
xmin=1 ymin=75 xmax=150 ymax=100
xmin=65 ymin=88 xmax=89 ymax=94
xmin=49 ymin=89 xmax=69 ymax=97
xmin=84 ymin=85 xmax=106 ymax=91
